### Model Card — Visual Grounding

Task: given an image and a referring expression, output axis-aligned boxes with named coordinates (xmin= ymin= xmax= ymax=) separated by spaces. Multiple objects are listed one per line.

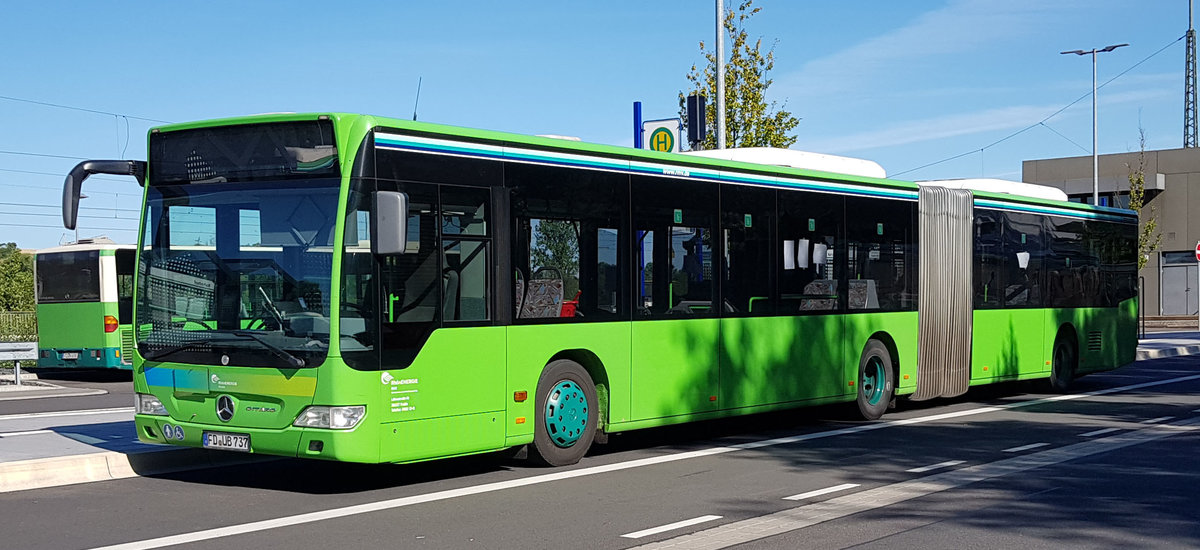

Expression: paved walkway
xmin=0 ymin=332 xmax=1197 ymax=493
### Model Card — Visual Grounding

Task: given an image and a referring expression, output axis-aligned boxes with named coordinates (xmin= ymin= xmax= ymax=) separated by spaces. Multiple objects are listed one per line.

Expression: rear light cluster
xmin=103 ymin=315 xmax=119 ymax=333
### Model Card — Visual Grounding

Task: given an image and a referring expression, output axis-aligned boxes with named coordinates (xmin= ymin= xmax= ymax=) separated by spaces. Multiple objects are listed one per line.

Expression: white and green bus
xmin=62 ymin=113 xmax=1137 ymax=466
xmin=35 ymin=238 xmax=136 ymax=369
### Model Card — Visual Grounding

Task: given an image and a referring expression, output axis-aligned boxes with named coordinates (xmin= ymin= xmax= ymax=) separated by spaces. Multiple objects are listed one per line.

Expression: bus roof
xmin=36 ymin=238 xmax=135 ymax=255
xmin=916 ymin=178 xmax=1069 ymax=202
xmin=149 ymin=112 xmax=1137 ymax=220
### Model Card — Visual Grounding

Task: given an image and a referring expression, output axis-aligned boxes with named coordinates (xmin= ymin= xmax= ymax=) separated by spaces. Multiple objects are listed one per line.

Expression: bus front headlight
xmin=135 ymin=393 xmax=169 ymax=416
xmin=293 ymin=406 xmax=365 ymax=429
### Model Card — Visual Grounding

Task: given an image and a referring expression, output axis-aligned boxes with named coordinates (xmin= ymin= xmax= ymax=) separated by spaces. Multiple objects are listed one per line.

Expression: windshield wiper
xmin=232 ymin=331 xmax=306 ymax=368
xmin=142 ymin=340 xmax=210 ymax=362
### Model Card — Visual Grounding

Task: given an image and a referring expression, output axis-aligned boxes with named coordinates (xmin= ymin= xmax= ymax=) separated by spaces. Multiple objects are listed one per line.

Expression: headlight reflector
xmin=135 ymin=393 xmax=168 ymax=416
xmin=293 ymin=405 xmax=365 ymax=429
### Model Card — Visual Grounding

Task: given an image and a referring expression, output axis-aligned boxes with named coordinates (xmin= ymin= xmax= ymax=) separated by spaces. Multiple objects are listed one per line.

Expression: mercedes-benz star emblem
xmin=216 ymin=395 xmax=235 ymax=422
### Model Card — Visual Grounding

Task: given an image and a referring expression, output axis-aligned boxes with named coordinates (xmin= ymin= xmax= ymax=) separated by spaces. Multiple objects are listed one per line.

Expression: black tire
xmin=1049 ymin=336 xmax=1077 ymax=392
xmin=856 ymin=340 xmax=895 ymax=421
xmin=530 ymin=359 xmax=598 ymax=467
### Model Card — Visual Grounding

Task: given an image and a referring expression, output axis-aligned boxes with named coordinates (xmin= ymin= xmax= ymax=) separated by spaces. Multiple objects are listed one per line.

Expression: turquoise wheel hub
xmin=544 ymin=380 xmax=588 ymax=448
xmin=861 ymin=357 xmax=886 ymax=406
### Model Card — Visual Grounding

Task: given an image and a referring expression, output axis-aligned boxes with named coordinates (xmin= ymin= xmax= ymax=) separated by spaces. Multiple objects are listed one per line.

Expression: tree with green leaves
xmin=530 ymin=220 xmax=580 ymax=298
xmin=680 ymin=0 xmax=800 ymax=150
xmin=0 ymin=243 xmax=34 ymax=311
xmin=1126 ymin=129 xmax=1161 ymax=270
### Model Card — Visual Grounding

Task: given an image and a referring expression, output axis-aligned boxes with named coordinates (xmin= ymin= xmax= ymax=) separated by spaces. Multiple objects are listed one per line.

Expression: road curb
xmin=0 ymin=448 xmax=271 ymax=494
xmin=1136 ymin=345 xmax=1200 ymax=361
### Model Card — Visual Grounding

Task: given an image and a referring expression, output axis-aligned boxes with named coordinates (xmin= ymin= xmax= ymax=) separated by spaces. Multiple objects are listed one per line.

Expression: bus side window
xmin=721 ymin=185 xmax=775 ymax=316
xmin=778 ymin=190 xmax=842 ymax=314
xmin=845 ymin=197 xmax=916 ymax=312
xmin=974 ymin=210 xmax=1004 ymax=308
xmin=441 ymin=186 xmax=491 ymax=322
xmin=508 ymin=162 xmax=628 ymax=322
xmin=115 ymin=249 xmax=136 ymax=324
xmin=631 ymin=175 xmax=717 ymax=319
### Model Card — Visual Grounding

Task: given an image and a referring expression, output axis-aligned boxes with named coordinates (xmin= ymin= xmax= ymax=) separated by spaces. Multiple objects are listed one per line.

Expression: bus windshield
xmin=136 ymin=178 xmax=340 ymax=368
xmin=36 ymin=251 xmax=101 ymax=303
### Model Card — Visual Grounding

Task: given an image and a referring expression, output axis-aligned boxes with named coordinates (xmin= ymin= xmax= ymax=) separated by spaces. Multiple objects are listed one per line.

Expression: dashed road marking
xmin=1003 ymin=442 xmax=1050 ymax=453
xmin=906 ymin=460 xmax=964 ymax=473
xmin=621 ymin=515 xmax=723 ymax=539
xmin=1141 ymin=416 xmax=1175 ymax=424
xmin=1079 ymin=427 xmax=1121 ymax=437
xmin=783 ymin=483 xmax=861 ymax=501
xmin=0 ymin=429 xmax=52 ymax=438
xmin=0 ymin=408 xmax=132 ymax=421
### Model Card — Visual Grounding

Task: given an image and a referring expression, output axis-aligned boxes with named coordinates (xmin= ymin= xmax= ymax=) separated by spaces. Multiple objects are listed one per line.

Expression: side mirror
xmin=372 ymin=191 xmax=409 ymax=255
xmin=63 ymin=160 xmax=146 ymax=230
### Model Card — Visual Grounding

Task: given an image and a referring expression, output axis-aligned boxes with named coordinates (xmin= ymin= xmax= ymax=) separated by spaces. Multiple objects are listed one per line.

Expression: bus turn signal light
xmin=514 ymin=391 xmax=527 ymax=402
xmin=104 ymin=315 xmax=119 ymax=333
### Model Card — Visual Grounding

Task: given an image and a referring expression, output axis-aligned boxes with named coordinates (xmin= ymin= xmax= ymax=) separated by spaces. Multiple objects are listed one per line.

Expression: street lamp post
xmin=1061 ymin=43 xmax=1128 ymax=206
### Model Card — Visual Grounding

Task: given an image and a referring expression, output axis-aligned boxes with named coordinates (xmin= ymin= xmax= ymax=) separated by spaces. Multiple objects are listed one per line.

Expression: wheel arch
xmin=547 ymin=348 xmax=609 ymax=430
xmin=865 ymin=330 xmax=900 ymax=380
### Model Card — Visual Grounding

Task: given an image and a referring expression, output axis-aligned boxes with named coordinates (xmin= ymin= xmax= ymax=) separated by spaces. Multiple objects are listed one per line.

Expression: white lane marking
xmin=0 ymin=407 xmax=133 ymax=421
xmin=629 ymin=417 xmax=1200 ymax=549
xmin=0 ymin=429 xmax=53 ymax=438
xmin=1003 ymin=442 xmax=1050 ymax=453
xmin=906 ymin=460 xmax=965 ymax=473
xmin=621 ymin=515 xmax=723 ymax=539
xmin=783 ymin=483 xmax=861 ymax=501
xmin=1141 ymin=416 xmax=1175 ymax=424
xmin=1079 ymin=427 xmax=1121 ymax=437
xmin=89 ymin=372 xmax=1200 ymax=550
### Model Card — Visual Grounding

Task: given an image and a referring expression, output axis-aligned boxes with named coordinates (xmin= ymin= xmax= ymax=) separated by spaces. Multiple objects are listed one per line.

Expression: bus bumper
xmin=38 ymin=347 xmax=129 ymax=369
xmin=134 ymin=415 xmax=379 ymax=463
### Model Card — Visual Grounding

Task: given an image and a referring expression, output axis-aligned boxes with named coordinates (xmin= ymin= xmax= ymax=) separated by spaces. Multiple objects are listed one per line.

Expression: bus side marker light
xmin=1045 ymin=361 xmax=1051 ymax=365
xmin=516 ymin=417 xmax=526 ymax=424
xmin=710 ymin=396 xmax=717 ymax=402
xmin=903 ymin=375 xmax=909 ymax=380
xmin=514 ymin=391 xmax=528 ymax=402
xmin=983 ymin=366 xmax=989 ymax=371
xmin=848 ymin=381 xmax=855 ymax=387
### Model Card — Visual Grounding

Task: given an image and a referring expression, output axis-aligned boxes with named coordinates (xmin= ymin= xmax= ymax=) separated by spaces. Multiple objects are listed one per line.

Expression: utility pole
xmin=1187 ymin=0 xmax=1197 ymax=147
xmin=715 ymin=0 xmax=726 ymax=149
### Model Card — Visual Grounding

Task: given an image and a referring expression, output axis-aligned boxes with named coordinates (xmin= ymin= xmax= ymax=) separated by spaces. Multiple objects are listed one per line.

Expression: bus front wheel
xmin=530 ymin=359 xmax=598 ymax=467
xmin=857 ymin=340 xmax=894 ymax=421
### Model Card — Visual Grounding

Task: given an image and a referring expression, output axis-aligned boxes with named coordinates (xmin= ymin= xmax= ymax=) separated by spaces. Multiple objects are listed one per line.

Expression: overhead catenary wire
xmin=0 ymin=94 xmax=171 ymax=124
xmin=894 ymin=34 xmax=1186 ymax=177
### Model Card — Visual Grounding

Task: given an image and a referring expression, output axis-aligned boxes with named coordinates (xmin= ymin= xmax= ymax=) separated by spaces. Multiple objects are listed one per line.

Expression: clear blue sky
xmin=0 ymin=0 xmax=1189 ymax=249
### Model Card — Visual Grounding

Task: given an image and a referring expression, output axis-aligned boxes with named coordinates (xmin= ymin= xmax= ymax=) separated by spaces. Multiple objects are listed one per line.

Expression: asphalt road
xmin=4 ymin=357 xmax=1199 ymax=550
xmin=0 ymin=368 xmax=133 ymax=415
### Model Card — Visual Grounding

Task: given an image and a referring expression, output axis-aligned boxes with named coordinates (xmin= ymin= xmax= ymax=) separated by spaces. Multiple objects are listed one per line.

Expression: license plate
xmin=202 ymin=431 xmax=250 ymax=452
xmin=61 ymin=352 xmax=79 ymax=360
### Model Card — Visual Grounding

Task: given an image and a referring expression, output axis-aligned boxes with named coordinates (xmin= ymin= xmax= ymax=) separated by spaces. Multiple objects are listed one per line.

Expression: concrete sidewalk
xmin=0 ymin=332 xmax=1197 ymax=494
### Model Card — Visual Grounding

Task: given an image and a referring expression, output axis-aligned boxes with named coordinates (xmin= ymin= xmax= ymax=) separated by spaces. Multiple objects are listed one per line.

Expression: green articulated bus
xmin=61 ymin=113 xmax=1138 ymax=466
xmin=35 ymin=238 xmax=136 ymax=369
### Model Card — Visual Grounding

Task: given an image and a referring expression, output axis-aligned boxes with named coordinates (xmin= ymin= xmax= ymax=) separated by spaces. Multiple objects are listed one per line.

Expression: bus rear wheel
xmin=857 ymin=340 xmax=894 ymax=421
xmin=1049 ymin=337 xmax=1077 ymax=392
xmin=530 ymin=359 xmax=597 ymax=467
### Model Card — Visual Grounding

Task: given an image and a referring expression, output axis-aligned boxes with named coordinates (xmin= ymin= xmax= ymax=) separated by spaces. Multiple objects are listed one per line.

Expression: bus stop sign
xmin=1195 ymin=241 xmax=1200 ymax=261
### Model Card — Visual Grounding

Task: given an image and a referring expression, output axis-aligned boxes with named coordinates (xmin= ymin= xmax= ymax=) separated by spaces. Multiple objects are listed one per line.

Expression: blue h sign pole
xmin=633 ymin=101 xmax=643 ymax=149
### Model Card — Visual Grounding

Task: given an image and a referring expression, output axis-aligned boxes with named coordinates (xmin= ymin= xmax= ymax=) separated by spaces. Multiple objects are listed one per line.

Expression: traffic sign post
xmin=642 ymin=118 xmax=682 ymax=153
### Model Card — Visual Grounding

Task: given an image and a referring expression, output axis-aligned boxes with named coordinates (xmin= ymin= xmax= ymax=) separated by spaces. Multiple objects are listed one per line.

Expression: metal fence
xmin=0 ymin=311 xmax=36 ymax=343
